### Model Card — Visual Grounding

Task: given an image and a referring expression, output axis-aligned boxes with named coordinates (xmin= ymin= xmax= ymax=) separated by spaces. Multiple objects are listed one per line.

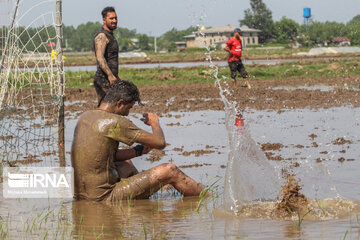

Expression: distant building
xmin=333 ymin=37 xmax=351 ymax=46
xmin=130 ymin=38 xmax=139 ymax=47
xmin=175 ymin=41 xmax=186 ymax=51
xmin=184 ymin=25 xmax=261 ymax=48
xmin=184 ymin=34 xmax=196 ymax=48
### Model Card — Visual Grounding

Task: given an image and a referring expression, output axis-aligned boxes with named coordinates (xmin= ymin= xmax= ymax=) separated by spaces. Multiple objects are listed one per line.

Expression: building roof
xmin=333 ymin=37 xmax=350 ymax=42
xmin=198 ymin=25 xmax=261 ymax=34
xmin=184 ymin=34 xmax=195 ymax=39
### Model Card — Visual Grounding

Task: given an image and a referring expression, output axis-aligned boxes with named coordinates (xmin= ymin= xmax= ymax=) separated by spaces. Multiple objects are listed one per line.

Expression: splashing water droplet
xmin=202 ymin=37 xmax=281 ymax=213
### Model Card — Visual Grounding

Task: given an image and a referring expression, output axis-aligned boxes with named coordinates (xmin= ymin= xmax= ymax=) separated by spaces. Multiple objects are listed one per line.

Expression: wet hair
xmin=102 ymin=80 xmax=141 ymax=105
xmin=101 ymin=6 xmax=116 ymax=18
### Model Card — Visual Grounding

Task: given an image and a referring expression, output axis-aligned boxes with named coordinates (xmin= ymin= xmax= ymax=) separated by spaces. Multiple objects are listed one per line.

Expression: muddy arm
xmin=94 ymin=33 xmax=117 ymax=85
xmin=134 ymin=113 xmax=166 ymax=149
xmin=115 ymin=148 xmax=137 ymax=161
xmin=115 ymin=145 xmax=151 ymax=161
xmin=136 ymin=129 xmax=166 ymax=150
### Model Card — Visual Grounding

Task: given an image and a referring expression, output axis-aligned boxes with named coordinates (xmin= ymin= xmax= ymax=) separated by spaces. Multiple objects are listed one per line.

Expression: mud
xmin=64 ymin=75 xmax=360 ymax=115
xmin=179 ymin=163 xmax=212 ymax=168
xmin=146 ymin=149 xmax=165 ymax=163
xmin=4 ymin=154 xmax=43 ymax=166
xmin=332 ymin=137 xmax=353 ymax=145
xmin=261 ymin=143 xmax=284 ymax=151
xmin=274 ymin=174 xmax=309 ymax=218
xmin=182 ymin=149 xmax=215 ymax=157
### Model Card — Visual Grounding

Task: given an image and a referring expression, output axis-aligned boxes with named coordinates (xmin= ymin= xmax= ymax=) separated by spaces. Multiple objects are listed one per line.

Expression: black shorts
xmin=94 ymin=75 xmax=110 ymax=106
xmin=228 ymin=61 xmax=248 ymax=79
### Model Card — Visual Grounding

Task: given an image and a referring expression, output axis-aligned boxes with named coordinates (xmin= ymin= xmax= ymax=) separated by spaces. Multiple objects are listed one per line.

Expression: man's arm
xmin=94 ymin=33 xmax=117 ymax=85
xmin=223 ymin=44 xmax=231 ymax=53
xmin=115 ymin=145 xmax=151 ymax=161
xmin=136 ymin=113 xmax=166 ymax=150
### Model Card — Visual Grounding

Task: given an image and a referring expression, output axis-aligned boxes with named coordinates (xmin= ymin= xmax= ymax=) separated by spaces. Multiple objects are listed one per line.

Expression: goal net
xmin=0 ymin=0 xmax=65 ymax=167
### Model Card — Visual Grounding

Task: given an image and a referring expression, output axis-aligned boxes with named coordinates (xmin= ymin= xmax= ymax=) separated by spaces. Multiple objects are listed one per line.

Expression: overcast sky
xmin=13 ymin=0 xmax=360 ymax=36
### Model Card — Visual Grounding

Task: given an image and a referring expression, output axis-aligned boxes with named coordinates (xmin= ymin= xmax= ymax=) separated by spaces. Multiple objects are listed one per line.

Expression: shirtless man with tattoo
xmin=71 ymin=80 xmax=210 ymax=201
xmin=94 ymin=6 xmax=120 ymax=106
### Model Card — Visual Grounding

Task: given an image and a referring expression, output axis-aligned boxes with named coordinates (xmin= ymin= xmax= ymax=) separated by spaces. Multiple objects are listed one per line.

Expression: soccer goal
xmin=0 ymin=0 xmax=65 ymax=167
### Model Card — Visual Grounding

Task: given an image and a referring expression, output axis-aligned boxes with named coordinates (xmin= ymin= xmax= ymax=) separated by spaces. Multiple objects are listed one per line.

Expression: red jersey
xmin=226 ymin=37 xmax=242 ymax=62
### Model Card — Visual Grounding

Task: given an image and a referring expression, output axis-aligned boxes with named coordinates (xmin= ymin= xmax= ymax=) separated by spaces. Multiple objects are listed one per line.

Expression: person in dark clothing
xmin=223 ymin=28 xmax=251 ymax=89
xmin=94 ymin=6 xmax=120 ymax=106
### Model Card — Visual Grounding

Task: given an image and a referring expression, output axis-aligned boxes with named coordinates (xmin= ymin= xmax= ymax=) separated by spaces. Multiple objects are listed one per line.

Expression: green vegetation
xmin=62 ymin=47 xmax=325 ymax=66
xmin=240 ymin=0 xmax=275 ymax=42
xmin=62 ymin=25 xmax=197 ymax=52
xmin=2 ymin=7 xmax=358 ymax=55
xmin=240 ymin=0 xmax=360 ymax=45
xmin=64 ymin=58 xmax=360 ymax=87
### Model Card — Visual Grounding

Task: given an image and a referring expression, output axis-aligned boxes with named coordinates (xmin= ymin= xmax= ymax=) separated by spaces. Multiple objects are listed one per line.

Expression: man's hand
xmin=142 ymin=145 xmax=152 ymax=155
xmin=137 ymin=112 xmax=165 ymax=149
xmin=108 ymin=75 xmax=117 ymax=85
xmin=141 ymin=113 xmax=159 ymax=127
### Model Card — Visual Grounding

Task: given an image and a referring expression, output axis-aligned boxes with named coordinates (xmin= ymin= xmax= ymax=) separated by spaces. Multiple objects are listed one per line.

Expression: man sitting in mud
xmin=71 ymin=80 xmax=208 ymax=201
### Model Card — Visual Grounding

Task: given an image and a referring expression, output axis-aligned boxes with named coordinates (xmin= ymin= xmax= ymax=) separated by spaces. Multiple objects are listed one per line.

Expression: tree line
xmin=63 ymin=23 xmax=197 ymax=52
xmin=240 ymin=0 xmax=360 ymax=45
xmin=1 ymin=1 xmax=359 ymax=54
xmin=0 ymin=23 xmax=196 ymax=53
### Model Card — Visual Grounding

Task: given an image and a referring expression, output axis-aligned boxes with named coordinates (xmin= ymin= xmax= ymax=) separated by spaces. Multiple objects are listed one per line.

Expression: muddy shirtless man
xmin=93 ymin=6 xmax=120 ymax=106
xmin=71 ymin=80 xmax=208 ymax=201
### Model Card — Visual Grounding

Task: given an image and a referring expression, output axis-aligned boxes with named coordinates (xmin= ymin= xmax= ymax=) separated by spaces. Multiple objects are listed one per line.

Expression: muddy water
xmin=1 ymin=107 xmax=359 ymax=239
xmin=61 ymin=59 xmax=290 ymax=72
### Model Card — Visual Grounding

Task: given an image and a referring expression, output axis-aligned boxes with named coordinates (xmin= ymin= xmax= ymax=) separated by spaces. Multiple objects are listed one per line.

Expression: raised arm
xmin=94 ymin=33 xmax=117 ymax=85
xmin=136 ymin=113 xmax=166 ymax=149
xmin=115 ymin=113 xmax=165 ymax=162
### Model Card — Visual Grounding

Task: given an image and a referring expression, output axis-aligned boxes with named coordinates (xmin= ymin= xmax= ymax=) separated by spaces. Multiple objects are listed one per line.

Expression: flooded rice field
xmin=1 ymin=76 xmax=360 ymax=239
xmin=1 ymin=105 xmax=360 ymax=239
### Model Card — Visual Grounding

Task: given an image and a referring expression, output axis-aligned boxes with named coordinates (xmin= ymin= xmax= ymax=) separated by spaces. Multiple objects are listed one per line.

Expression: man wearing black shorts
xmin=224 ymin=28 xmax=251 ymax=89
xmin=94 ymin=6 xmax=120 ymax=106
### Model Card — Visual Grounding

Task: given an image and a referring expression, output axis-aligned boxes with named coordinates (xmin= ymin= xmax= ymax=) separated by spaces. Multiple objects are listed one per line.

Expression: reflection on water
xmin=1 ymin=194 xmax=357 ymax=239
xmin=272 ymin=84 xmax=360 ymax=92
xmin=71 ymin=197 xmax=215 ymax=239
xmin=272 ymin=85 xmax=335 ymax=92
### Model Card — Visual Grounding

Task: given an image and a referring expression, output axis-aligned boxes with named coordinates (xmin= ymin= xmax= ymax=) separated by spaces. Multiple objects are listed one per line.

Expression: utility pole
xmin=154 ymin=36 xmax=157 ymax=53
xmin=56 ymin=0 xmax=65 ymax=166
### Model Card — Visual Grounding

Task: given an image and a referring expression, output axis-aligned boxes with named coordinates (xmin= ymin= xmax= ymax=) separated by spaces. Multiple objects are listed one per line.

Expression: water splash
xmin=202 ymin=40 xmax=280 ymax=214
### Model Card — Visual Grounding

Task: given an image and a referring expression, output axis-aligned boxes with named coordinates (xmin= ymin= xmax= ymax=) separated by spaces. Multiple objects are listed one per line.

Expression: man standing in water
xmin=94 ymin=6 xmax=120 ymax=106
xmin=223 ymin=28 xmax=251 ymax=89
xmin=71 ymin=80 xmax=209 ymax=201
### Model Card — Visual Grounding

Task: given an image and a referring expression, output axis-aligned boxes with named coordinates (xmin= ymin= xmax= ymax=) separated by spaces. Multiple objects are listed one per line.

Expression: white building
xmin=185 ymin=25 xmax=261 ymax=48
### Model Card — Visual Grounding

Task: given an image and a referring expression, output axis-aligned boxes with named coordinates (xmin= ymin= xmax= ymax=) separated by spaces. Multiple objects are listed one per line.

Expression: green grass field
xmin=63 ymin=47 xmax=316 ymax=66
xmin=64 ymin=58 xmax=360 ymax=88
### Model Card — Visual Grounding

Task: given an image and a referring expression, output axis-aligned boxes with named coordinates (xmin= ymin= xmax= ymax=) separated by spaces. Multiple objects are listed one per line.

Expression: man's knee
xmin=151 ymin=163 xmax=179 ymax=181
xmin=156 ymin=163 xmax=178 ymax=173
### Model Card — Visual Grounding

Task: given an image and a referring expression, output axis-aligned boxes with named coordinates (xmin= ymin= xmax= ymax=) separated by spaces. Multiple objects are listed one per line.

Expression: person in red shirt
xmin=223 ymin=28 xmax=251 ymax=89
